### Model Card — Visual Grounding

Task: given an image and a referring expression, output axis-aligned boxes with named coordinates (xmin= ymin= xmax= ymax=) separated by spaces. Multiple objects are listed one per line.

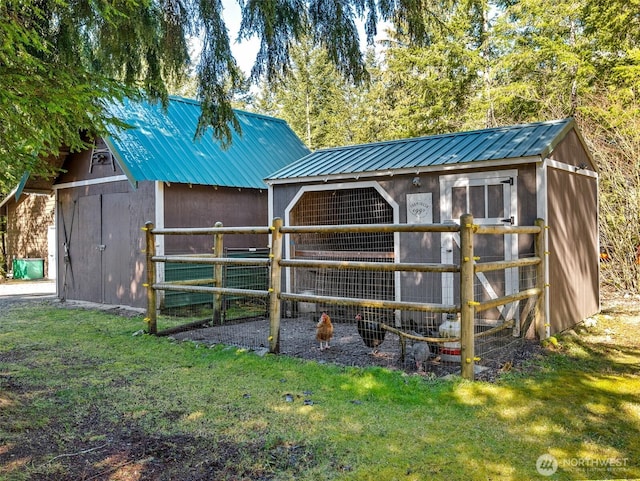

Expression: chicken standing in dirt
xmin=411 ymin=340 xmax=431 ymax=371
xmin=355 ymin=313 xmax=386 ymax=353
xmin=316 ymin=312 xmax=334 ymax=350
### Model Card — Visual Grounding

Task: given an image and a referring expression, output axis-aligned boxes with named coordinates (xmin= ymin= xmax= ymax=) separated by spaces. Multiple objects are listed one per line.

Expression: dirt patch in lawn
xmin=0 ymin=416 xmax=315 ymax=480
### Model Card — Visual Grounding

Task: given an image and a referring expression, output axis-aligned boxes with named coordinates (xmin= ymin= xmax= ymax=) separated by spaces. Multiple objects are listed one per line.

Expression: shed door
xmin=62 ymin=193 xmax=131 ymax=304
xmin=102 ymin=193 xmax=132 ymax=305
xmin=75 ymin=195 xmax=102 ymax=303
xmin=440 ymin=171 xmax=518 ymax=321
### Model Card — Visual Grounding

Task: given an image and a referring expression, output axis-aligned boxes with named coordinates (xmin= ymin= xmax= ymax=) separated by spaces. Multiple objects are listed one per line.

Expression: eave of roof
xmin=265 ymin=155 xmax=544 ymax=185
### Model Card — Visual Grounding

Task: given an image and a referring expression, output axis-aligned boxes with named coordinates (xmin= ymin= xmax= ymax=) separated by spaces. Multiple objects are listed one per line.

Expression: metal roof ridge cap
xmin=164 ymin=95 xmax=292 ymax=125
xmin=300 ymin=118 xmax=571 ymax=154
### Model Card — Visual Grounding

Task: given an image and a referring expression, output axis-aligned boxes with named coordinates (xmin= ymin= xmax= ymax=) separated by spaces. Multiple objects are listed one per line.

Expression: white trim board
xmin=282 ymin=181 xmax=402 ymax=322
xmin=52 ymin=175 xmax=129 ymax=190
xmin=546 ymin=158 xmax=598 ymax=178
xmin=536 ymin=160 xmax=551 ymax=337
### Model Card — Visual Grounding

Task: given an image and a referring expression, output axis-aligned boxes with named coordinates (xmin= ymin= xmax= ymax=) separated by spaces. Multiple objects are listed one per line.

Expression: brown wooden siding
xmin=163 ymin=184 xmax=269 ymax=254
xmin=547 ymin=167 xmax=599 ymax=333
xmin=5 ymin=194 xmax=55 ymax=277
xmin=548 ymin=130 xmax=595 ymax=170
xmin=55 ymin=138 xmax=126 ymax=185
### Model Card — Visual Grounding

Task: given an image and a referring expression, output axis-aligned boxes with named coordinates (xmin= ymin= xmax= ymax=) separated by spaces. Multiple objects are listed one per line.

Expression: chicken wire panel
xmin=290 ymin=188 xmax=394 ymax=256
xmin=156 ymin=246 xmax=270 ymax=350
xmin=288 ymin=186 xmax=396 ymax=316
xmin=399 ymin=231 xmax=444 ymax=305
xmin=471 ymin=254 xmax=539 ymax=369
xmin=290 ymin=187 xmax=394 ymax=229
xmin=222 ymin=248 xmax=270 ymax=321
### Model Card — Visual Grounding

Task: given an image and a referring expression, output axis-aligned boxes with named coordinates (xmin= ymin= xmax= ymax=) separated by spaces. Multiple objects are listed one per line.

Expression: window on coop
xmin=289 ymin=187 xmax=395 ymax=314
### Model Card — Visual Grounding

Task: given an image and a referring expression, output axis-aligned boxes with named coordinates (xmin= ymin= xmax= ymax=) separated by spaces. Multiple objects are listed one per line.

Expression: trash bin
xmin=12 ymin=258 xmax=45 ymax=280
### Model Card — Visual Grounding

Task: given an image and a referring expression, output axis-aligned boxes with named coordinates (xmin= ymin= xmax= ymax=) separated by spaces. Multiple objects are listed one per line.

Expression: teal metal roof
xmin=105 ymin=96 xmax=309 ymax=188
xmin=267 ymin=118 xmax=575 ymax=181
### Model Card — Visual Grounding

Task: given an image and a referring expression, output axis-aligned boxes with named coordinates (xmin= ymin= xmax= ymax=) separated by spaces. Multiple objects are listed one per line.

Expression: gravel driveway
xmin=0 ymin=280 xmax=57 ymax=311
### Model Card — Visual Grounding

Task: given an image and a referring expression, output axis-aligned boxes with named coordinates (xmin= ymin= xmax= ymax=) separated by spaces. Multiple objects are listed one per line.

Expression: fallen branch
xmin=38 ymin=442 xmax=109 ymax=467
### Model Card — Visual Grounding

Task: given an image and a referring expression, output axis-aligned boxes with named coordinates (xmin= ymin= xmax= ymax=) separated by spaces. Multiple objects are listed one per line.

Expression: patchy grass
xmin=0 ymin=300 xmax=639 ymax=480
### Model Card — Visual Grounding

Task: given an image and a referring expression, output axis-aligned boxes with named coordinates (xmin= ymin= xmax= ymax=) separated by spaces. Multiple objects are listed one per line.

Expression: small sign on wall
xmin=407 ymin=193 xmax=433 ymax=224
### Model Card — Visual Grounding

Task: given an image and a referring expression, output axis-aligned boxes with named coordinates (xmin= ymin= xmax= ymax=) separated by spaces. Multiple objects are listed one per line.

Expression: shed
xmin=266 ymin=118 xmax=599 ymax=336
xmin=0 ymin=186 xmax=55 ymax=280
xmin=1 ymin=156 xmax=67 ymax=279
xmin=50 ymin=96 xmax=309 ymax=307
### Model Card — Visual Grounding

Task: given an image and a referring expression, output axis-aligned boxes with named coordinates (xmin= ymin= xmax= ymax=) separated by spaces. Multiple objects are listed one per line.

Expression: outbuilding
xmin=0 ymin=172 xmax=57 ymax=280
xmin=49 ymin=96 xmax=309 ymax=308
xmin=266 ymin=118 xmax=599 ymax=335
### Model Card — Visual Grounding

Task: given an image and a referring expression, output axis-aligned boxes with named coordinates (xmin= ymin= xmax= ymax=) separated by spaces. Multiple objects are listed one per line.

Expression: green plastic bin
xmin=13 ymin=258 xmax=45 ymax=280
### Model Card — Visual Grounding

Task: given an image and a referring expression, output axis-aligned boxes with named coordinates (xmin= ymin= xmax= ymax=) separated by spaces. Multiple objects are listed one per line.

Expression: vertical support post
xmin=213 ymin=221 xmax=224 ymax=324
xmin=459 ymin=213 xmax=475 ymax=381
xmin=145 ymin=221 xmax=157 ymax=335
xmin=534 ymin=218 xmax=547 ymax=339
xmin=269 ymin=217 xmax=284 ymax=353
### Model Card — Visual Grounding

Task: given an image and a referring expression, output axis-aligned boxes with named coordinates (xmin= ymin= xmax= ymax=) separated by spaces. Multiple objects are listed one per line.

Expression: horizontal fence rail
xmin=279 ymin=259 xmax=459 ymax=273
xmin=152 ymin=255 xmax=271 ymax=267
xmin=145 ymin=216 xmax=547 ymax=380
xmin=280 ymin=292 xmax=459 ymax=314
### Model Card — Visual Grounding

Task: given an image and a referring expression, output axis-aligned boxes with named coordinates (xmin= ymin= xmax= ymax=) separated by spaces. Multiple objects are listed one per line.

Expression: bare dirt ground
xmin=169 ymin=314 xmax=534 ymax=380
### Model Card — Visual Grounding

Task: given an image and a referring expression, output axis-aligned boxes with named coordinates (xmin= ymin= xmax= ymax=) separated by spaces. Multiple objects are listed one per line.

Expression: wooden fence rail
xmin=144 ymin=216 xmax=546 ymax=380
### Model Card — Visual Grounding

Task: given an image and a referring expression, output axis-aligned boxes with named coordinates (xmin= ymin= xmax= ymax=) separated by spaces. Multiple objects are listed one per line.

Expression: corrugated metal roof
xmin=105 ymin=96 xmax=310 ymax=188
xmin=267 ymin=118 xmax=575 ymax=181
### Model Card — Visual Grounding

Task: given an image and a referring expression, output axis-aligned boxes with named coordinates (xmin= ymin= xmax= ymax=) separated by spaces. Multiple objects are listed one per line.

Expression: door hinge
xmin=501 ymin=216 xmax=514 ymax=225
xmin=97 ymin=244 xmax=106 ymax=251
xmin=501 ymin=178 xmax=514 ymax=185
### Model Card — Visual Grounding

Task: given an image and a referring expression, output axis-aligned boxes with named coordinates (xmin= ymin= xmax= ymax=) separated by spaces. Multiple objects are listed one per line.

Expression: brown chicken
xmin=316 ymin=312 xmax=334 ymax=350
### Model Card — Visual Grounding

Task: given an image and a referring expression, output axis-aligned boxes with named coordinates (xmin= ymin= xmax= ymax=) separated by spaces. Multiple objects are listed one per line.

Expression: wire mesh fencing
xmin=145 ymin=217 xmax=546 ymax=380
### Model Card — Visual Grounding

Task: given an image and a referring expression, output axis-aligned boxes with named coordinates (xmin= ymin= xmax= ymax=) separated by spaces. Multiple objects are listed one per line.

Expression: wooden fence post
xmin=213 ymin=221 xmax=224 ymax=324
xmin=534 ymin=218 xmax=547 ymax=339
xmin=269 ymin=217 xmax=284 ymax=353
xmin=145 ymin=221 xmax=157 ymax=335
xmin=459 ymin=213 xmax=475 ymax=381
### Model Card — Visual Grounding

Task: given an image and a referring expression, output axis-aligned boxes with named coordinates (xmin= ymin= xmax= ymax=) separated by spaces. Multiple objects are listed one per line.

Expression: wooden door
xmin=440 ymin=171 xmax=519 ymax=322
xmin=101 ymin=193 xmax=131 ymax=305
xmin=75 ymin=195 xmax=102 ymax=303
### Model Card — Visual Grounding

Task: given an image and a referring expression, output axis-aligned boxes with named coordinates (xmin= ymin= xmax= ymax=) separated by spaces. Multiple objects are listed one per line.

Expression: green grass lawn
xmin=0 ymin=302 xmax=638 ymax=480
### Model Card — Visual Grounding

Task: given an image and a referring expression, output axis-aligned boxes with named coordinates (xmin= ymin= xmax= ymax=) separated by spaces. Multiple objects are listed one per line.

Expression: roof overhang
xmin=0 ymin=171 xmax=55 ymax=209
xmin=265 ymin=155 xmax=543 ymax=186
xmin=0 ymin=150 xmax=70 ymax=208
xmin=103 ymin=136 xmax=139 ymax=189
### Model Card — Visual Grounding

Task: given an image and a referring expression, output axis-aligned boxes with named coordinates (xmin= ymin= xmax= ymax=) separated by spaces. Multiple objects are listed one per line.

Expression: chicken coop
xmin=262 ymin=119 xmax=599 ymax=373
xmin=145 ymin=119 xmax=599 ymax=378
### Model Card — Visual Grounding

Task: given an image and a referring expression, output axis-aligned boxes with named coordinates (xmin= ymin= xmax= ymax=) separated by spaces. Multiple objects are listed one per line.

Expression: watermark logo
xmin=535 ymin=454 xmax=631 ymax=477
xmin=536 ymin=454 xmax=559 ymax=476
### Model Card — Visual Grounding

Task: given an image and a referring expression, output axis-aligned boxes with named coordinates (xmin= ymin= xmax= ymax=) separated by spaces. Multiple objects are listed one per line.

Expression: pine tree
xmin=256 ymin=37 xmax=355 ymax=150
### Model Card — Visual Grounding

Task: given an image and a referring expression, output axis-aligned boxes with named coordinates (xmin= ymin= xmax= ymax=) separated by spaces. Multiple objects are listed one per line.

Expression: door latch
xmin=501 ymin=216 xmax=514 ymax=225
xmin=97 ymin=244 xmax=106 ymax=251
